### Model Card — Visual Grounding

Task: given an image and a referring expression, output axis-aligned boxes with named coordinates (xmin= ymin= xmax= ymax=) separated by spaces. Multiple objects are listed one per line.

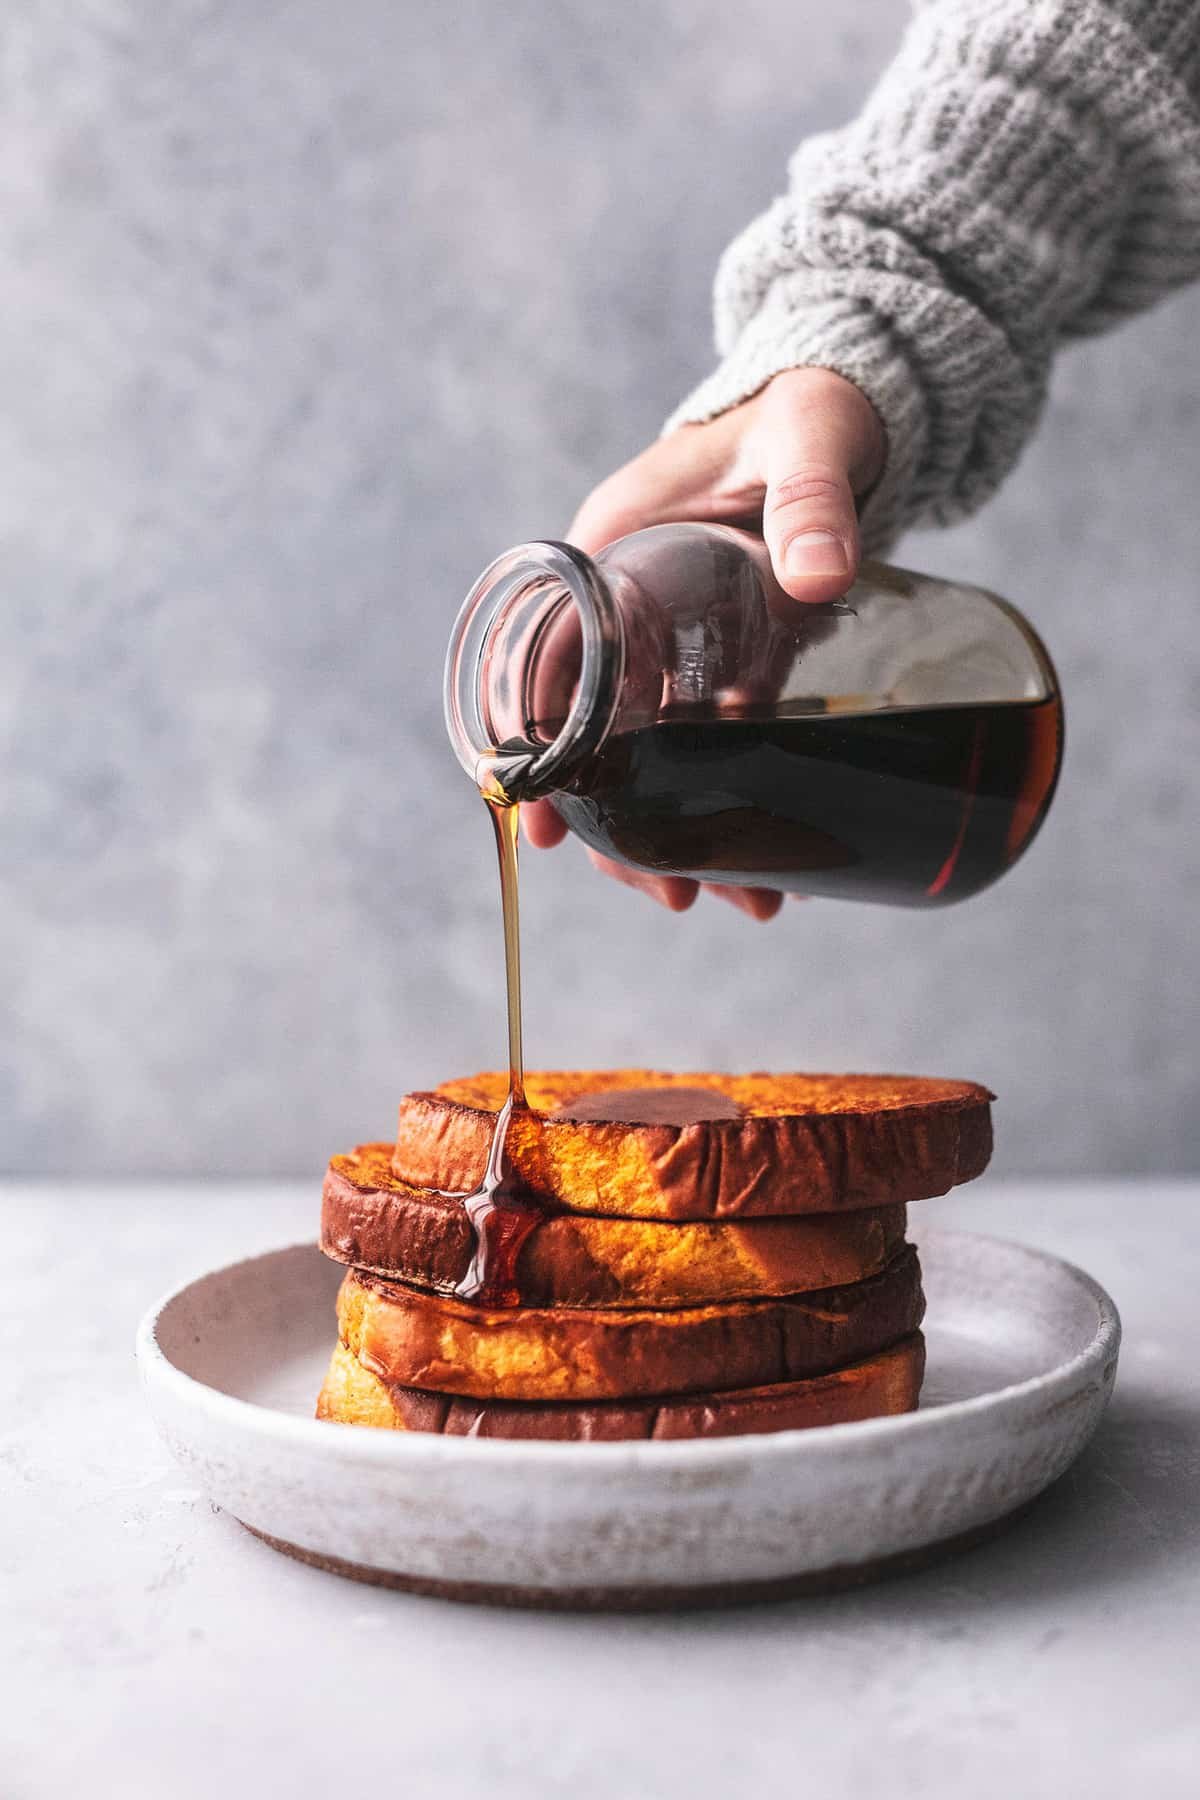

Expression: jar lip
xmin=443 ymin=539 xmax=626 ymax=801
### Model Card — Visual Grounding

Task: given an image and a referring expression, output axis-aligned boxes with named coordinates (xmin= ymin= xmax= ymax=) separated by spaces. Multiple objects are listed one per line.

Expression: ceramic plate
xmin=137 ymin=1229 xmax=1120 ymax=1608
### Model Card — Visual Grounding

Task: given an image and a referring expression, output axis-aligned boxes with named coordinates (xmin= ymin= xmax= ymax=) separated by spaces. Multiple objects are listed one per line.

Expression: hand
xmin=523 ymin=367 xmax=886 ymax=920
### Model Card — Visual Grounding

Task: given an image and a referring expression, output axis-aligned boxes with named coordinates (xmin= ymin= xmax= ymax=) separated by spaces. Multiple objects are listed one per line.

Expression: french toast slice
xmin=322 ymin=1143 xmax=907 ymax=1307
xmin=335 ymin=1245 xmax=924 ymax=1402
xmin=392 ymin=1070 xmax=992 ymax=1219
xmin=316 ymin=1333 xmax=926 ymax=1439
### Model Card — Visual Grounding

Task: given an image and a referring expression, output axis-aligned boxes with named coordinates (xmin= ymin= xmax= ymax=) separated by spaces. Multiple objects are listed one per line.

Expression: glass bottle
xmin=444 ymin=523 xmax=1062 ymax=906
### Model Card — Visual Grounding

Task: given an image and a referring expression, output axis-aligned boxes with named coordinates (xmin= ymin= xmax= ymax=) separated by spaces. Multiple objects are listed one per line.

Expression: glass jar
xmin=444 ymin=523 xmax=1062 ymax=906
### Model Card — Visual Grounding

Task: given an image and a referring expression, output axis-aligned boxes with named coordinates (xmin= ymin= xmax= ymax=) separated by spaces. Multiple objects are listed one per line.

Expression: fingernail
xmin=784 ymin=530 xmax=848 ymax=579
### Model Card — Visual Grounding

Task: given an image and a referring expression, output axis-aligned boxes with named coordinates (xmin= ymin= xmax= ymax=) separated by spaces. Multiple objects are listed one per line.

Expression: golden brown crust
xmin=322 ymin=1143 xmax=908 ymax=1308
xmin=392 ymin=1070 xmax=993 ymax=1219
xmin=316 ymin=1333 xmax=926 ymax=1439
xmin=335 ymin=1246 xmax=924 ymax=1402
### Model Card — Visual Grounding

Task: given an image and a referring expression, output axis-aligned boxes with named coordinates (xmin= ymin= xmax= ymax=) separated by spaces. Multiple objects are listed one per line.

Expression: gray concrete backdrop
xmin=3 ymin=0 xmax=1198 ymax=1178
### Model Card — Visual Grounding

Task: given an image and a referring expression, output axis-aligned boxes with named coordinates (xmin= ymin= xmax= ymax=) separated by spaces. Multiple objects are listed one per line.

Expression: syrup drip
xmin=452 ymin=760 xmax=546 ymax=1306
xmin=487 ymin=789 xmax=526 ymax=1109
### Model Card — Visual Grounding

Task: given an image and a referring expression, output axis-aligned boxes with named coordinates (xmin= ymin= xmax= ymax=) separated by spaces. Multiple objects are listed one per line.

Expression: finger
xmin=703 ymin=883 xmax=785 ymax=922
xmin=587 ymin=848 xmax=699 ymax=913
xmin=758 ymin=370 xmax=883 ymax=609
xmin=521 ymin=799 xmax=568 ymax=849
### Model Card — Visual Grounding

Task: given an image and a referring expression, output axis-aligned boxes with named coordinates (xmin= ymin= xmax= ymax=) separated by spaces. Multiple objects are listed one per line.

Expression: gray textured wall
xmin=3 ymin=0 xmax=1198 ymax=1177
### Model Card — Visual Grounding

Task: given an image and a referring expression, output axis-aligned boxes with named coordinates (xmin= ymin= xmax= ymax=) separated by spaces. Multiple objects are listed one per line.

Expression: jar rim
xmin=443 ymin=539 xmax=626 ymax=801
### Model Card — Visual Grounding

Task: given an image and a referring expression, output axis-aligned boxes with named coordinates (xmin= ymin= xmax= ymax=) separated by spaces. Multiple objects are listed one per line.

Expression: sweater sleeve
xmin=664 ymin=0 xmax=1200 ymax=552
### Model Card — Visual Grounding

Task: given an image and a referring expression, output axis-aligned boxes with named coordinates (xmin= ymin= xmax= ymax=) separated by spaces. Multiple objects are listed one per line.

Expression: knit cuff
xmin=662 ymin=290 xmax=928 ymax=557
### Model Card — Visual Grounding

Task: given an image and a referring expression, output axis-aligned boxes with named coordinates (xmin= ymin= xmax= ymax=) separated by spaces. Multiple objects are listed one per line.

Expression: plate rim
xmin=136 ymin=1226 xmax=1122 ymax=1471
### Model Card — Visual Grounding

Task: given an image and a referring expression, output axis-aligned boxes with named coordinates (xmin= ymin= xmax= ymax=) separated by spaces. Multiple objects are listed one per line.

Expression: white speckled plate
xmin=136 ymin=1229 xmax=1119 ymax=1608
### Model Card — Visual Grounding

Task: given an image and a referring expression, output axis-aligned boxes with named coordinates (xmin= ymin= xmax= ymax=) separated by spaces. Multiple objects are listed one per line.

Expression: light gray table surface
xmin=2 ymin=1176 xmax=1197 ymax=1799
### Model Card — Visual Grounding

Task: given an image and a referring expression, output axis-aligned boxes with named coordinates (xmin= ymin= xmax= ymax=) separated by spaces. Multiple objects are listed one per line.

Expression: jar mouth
xmin=443 ymin=539 xmax=626 ymax=802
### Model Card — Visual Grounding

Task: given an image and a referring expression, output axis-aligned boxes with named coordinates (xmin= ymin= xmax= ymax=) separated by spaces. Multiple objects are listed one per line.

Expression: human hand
xmin=523 ymin=367 xmax=885 ymax=920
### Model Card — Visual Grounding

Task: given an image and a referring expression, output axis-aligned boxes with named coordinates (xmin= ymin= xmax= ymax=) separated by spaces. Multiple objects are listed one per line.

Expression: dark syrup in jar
xmin=549 ymin=698 xmax=1063 ymax=906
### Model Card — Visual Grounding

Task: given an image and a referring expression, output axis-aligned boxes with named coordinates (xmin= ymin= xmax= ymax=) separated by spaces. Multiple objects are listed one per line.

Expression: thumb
xmin=758 ymin=370 xmax=880 ymax=608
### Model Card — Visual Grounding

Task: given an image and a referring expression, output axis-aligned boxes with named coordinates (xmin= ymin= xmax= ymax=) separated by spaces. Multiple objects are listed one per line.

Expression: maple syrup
xmin=549 ymin=697 xmax=1062 ymax=906
xmin=549 ymin=1086 xmax=742 ymax=1125
xmin=451 ymin=760 xmax=546 ymax=1306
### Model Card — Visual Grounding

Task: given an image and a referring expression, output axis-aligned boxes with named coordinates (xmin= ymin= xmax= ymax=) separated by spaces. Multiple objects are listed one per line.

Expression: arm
xmin=667 ymin=0 xmax=1200 ymax=552
xmin=537 ymin=0 xmax=1200 ymax=914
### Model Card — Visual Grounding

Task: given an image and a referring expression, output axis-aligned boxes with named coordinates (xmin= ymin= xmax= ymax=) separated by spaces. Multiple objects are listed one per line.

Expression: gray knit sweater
xmin=666 ymin=0 xmax=1200 ymax=553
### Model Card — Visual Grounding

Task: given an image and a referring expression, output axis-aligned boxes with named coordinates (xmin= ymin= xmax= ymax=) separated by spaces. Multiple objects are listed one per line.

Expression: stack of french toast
xmin=316 ymin=1070 xmax=992 ymax=1440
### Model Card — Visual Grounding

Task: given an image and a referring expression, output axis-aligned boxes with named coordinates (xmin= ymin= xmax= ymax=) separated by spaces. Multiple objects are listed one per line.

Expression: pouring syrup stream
xmin=452 ymin=758 xmax=544 ymax=1304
